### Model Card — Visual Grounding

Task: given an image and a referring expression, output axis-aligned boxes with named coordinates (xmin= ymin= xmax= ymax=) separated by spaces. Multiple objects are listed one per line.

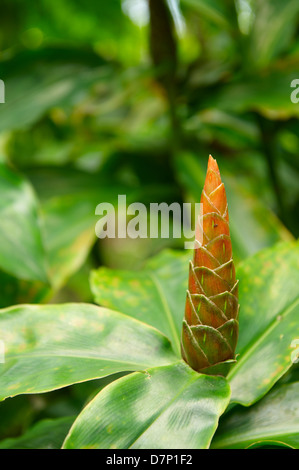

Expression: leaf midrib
xmin=228 ymin=295 xmax=299 ymax=380
xmin=128 ymin=370 xmax=200 ymax=449
xmin=4 ymin=353 xmax=169 ymax=369
xmin=148 ymin=272 xmax=181 ymax=355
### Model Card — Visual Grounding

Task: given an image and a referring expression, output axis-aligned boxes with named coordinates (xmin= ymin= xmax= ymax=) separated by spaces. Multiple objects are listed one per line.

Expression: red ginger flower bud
xmin=181 ymin=155 xmax=239 ymax=376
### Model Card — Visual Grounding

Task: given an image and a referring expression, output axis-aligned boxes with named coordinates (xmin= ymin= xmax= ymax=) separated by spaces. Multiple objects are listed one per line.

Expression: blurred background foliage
xmin=0 ymin=0 xmax=298 ymax=442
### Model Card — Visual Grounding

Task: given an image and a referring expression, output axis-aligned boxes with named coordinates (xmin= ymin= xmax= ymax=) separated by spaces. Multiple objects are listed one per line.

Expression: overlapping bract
xmin=181 ymin=155 xmax=239 ymax=376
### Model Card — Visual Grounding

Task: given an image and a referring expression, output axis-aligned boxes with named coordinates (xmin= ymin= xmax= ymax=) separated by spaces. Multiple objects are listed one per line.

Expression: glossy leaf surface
xmin=0 ymin=164 xmax=47 ymax=283
xmin=0 ymin=417 xmax=74 ymax=449
xmin=91 ymin=250 xmax=190 ymax=356
xmin=92 ymin=241 xmax=299 ymax=406
xmin=228 ymin=240 xmax=299 ymax=405
xmin=0 ymin=303 xmax=176 ymax=401
xmin=212 ymin=382 xmax=299 ymax=449
xmin=63 ymin=361 xmax=231 ymax=449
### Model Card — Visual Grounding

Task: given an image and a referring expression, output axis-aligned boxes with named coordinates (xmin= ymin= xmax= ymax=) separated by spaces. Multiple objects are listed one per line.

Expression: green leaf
xmin=0 ymin=417 xmax=74 ymax=449
xmin=92 ymin=241 xmax=299 ymax=406
xmin=28 ymin=167 xmax=176 ymax=291
xmin=201 ymin=65 xmax=299 ymax=120
xmin=0 ymin=47 xmax=106 ymax=133
xmin=185 ymin=110 xmax=259 ymax=150
xmin=0 ymin=395 xmax=34 ymax=440
xmin=212 ymin=382 xmax=299 ymax=449
xmin=174 ymin=152 xmax=293 ymax=263
xmin=228 ymin=240 xmax=299 ymax=405
xmin=0 ymin=270 xmax=49 ymax=309
xmin=27 ymin=167 xmax=131 ymax=290
xmin=26 ymin=167 xmax=112 ymax=290
xmin=90 ymin=250 xmax=190 ymax=356
xmin=63 ymin=361 xmax=231 ymax=449
xmin=41 ymin=194 xmax=99 ymax=290
xmin=0 ymin=303 xmax=177 ymax=401
xmin=0 ymin=163 xmax=48 ymax=283
xmin=246 ymin=0 xmax=299 ymax=68
xmin=181 ymin=0 xmax=235 ymax=29
xmin=245 ymin=441 xmax=294 ymax=449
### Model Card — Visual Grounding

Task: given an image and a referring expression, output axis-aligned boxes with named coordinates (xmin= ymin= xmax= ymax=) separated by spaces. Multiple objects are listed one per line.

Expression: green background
xmin=0 ymin=0 xmax=298 ymax=447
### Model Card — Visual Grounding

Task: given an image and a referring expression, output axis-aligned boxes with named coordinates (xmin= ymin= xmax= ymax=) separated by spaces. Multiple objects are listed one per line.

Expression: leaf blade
xmin=228 ymin=240 xmax=299 ymax=405
xmin=0 ymin=417 xmax=74 ymax=449
xmin=0 ymin=303 xmax=177 ymax=401
xmin=63 ymin=361 xmax=231 ymax=449
xmin=0 ymin=164 xmax=48 ymax=283
xmin=90 ymin=250 xmax=190 ymax=356
xmin=212 ymin=382 xmax=299 ymax=449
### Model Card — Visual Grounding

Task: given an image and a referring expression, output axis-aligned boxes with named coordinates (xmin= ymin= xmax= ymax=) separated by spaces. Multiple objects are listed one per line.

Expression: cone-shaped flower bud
xmin=181 ymin=155 xmax=239 ymax=376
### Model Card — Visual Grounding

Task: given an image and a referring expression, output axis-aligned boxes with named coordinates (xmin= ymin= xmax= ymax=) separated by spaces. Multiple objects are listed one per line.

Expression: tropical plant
xmin=0 ymin=156 xmax=298 ymax=449
xmin=0 ymin=0 xmax=298 ymax=450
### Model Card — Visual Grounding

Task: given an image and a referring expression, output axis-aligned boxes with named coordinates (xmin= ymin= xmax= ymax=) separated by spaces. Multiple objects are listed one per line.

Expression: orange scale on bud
xmin=193 ymin=246 xmax=220 ymax=270
xmin=209 ymin=183 xmax=228 ymax=217
xmin=181 ymin=322 xmax=210 ymax=370
xmin=202 ymin=213 xmax=230 ymax=241
xmin=201 ymin=190 xmax=218 ymax=214
xmin=185 ymin=292 xmax=201 ymax=325
xmin=203 ymin=170 xmax=222 ymax=195
xmin=206 ymin=235 xmax=232 ymax=265
xmin=190 ymin=294 xmax=227 ymax=328
xmin=188 ymin=262 xmax=205 ymax=295
xmin=194 ymin=267 xmax=230 ymax=297
xmin=215 ymin=260 xmax=236 ymax=288
xmin=207 ymin=154 xmax=220 ymax=174
xmin=209 ymin=291 xmax=239 ymax=320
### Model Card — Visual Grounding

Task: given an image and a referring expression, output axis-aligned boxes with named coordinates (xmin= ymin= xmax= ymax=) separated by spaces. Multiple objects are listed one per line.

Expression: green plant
xmin=0 ymin=156 xmax=298 ymax=449
xmin=0 ymin=0 xmax=299 ymax=450
xmin=181 ymin=155 xmax=239 ymax=376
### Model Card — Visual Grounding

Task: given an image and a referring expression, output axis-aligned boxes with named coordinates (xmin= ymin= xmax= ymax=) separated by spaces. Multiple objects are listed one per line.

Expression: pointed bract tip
xmin=208 ymin=155 xmax=220 ymax=174
xmin=203 ymin=155 xmax=222 ymax=195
